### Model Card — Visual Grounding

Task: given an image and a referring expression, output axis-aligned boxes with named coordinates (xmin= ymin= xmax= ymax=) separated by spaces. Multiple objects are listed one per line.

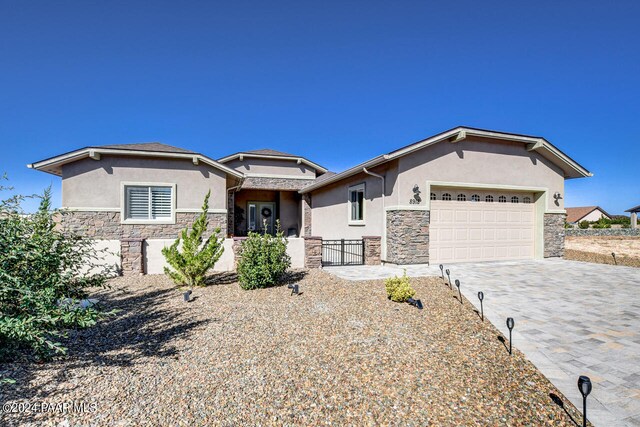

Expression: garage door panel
xmin=430 ymin=191 xmax=535 ymax=264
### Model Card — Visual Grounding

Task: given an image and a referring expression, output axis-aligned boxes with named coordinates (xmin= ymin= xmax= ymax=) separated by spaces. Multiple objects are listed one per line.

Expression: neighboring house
xmin=28 ymin=126 xmax=591 ymax=274
xmin=565 ymin=206 xmax=612 ymax=224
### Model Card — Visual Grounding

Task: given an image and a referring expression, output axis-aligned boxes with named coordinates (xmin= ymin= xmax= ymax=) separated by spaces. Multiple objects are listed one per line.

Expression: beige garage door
xmin=429 ymin=190 xmax=535 ymax=264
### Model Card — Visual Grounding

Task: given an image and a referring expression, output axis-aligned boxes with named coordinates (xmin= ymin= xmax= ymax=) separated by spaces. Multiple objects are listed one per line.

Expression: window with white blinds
xmin=125 ymin=186 xmax=173 ymax=220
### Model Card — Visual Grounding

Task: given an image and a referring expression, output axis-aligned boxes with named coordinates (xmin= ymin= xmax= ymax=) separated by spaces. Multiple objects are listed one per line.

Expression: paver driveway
xmin=327 ymin=259 xmax=640 ymax=427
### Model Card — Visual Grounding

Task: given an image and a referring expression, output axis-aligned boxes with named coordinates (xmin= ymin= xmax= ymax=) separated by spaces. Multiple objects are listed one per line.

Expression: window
xmin=430 ymin=192 xmax=436 ymax=201
xmin=485 ymin=195 xmax=494 ymax=203
xmin=248 ymin=203 xmax=257 ymax=231
xmin=124 ymin=185 xmax=174 ymax=222
xmin=442 ymin=193 xmax=452 ymax=201
xmin=498 ymin=195 xmax=507 ymax=203
xmin=457 ymin=194 xmax=467 ymax=202
xmin=511 ymin=196 xmax=519 ymax=204
xmin=348 ymin=184 xmax=365 ymax=224
xmin=523 ymin=196 xmax=532 ymax=204
xmin=471 ymin=194 xmax=480 ymax=202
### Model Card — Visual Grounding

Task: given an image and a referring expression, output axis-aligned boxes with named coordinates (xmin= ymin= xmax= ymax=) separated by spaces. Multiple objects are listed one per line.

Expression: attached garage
xmin=429 ymin=188 xmax=537 ymax=264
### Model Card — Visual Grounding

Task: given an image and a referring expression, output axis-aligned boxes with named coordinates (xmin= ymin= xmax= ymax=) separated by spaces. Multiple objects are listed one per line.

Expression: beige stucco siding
xmin=581 ymin=209 xmax=609 ymax=222
xmin=397 ymin=137 xmax=565 ymax=210
xmin=225 ymin=158 xmax=316 ymax=178
xmin=61 ymin=155 xmax=227 ymax=210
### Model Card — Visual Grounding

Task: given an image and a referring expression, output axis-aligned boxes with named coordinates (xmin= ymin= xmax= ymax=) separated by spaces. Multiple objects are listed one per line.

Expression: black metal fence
xmin=321 ymin=239 xmax=364 ymax=266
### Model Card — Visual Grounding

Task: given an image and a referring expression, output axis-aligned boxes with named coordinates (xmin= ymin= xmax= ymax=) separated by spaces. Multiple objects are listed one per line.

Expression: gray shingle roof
xmin=96 ymin=142 xmax=197 ymax=154
xmin=242 ymin=149 xmax=298 ymax=157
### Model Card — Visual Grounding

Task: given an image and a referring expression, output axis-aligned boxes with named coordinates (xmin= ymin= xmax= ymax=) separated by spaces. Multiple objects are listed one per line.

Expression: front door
xmin=247 ymin=202 xmax=276 ymax=234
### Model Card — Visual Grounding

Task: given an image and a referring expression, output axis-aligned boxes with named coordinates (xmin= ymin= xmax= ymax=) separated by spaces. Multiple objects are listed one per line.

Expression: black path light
xmin=454 ymin=279 xmax=462 ymax=304
xmin=287 ymin=283 xmax=300 ymax=295
xmin=445 ymin=269 xmax=452 ymax=289
xmin=612 ymin=252 xmax=617 ymax=265
xmin=439 ymin=264 xmax=445 ymax=281
xmin=477 ymin=291 xmax=484 ymax=321
xmin=578 ymin=375 xmax=592 ymax=427
xmin=183 ymin=290 xmax=192 ymax=302
xmin=506 ymin=317 xmax=515 ymax=355
xmin=407 ymin=297 xmax=424 ymax=310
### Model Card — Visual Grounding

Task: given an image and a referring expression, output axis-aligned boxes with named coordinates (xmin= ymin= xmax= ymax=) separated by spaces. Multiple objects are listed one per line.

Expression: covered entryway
xmin=429 ymin=188 xmax=536 ymax=264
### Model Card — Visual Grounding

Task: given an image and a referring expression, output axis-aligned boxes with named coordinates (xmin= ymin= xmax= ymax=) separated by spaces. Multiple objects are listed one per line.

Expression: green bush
xmin=384 ymin=271 xmax=416 ymax=302
xmin=610 ymin=215 xmax=630 ymax=225
xmin=237 ymin=221 xmax=291 ymax=290
xmin=0 ymin=179 xmax=113 ymax=363
xmin=592 ymin=218 xmax=612 ymax=229
xmin=162 ymin=191 xmax=224 ymax=287
xmin=578 ymin=220 xmax=590 ymax=229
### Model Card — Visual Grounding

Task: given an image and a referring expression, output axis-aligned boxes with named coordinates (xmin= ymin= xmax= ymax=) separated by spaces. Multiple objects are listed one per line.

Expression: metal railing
xmin=321 ymin=239 xmax=364 ymax=266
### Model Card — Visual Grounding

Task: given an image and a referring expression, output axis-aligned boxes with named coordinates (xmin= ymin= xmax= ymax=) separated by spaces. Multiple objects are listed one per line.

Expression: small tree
xmin=237 ymin=221 xmax=291 ymax=290
xmin=162 ymin=191 xmax=224 ymax=287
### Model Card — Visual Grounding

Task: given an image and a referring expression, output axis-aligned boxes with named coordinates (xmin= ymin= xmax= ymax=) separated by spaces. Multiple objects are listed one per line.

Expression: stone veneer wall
xmin=386 ymin=210 xmax=430 ymax=264
xmin=303 ymin=236 xmax=322 ymax=268
xmin=242 ymin=177 xmax=310 ymax=191
xmin=60 ymin=211 xmax=227 ymax=239
xmin=566 ymin=228 xmax=640 ymax=237
xmin=363 ymin=236 xmax=381 ymax=265
xmin=302 ymin=194 xmax=312 ymax=237
xmin=120 ymin=238 xmax=144 ymax=275
xmin=544 ymin=213 xmax=566 ymax=258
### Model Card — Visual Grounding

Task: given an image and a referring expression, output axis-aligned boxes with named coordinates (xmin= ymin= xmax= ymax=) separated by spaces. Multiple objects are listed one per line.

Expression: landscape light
xmin=183 ymin=290 xmax=192 ymax=302
xmin=578 ymin=376 xmax=592 ymax=427
xmin=287 ymin=283 xmax=300 ymax=295
xmin=445 ymin=269 xmax=452 ymax=289
xmin=407 ymin=297 xmax=424 ymax=310
xmin=611 ymin=252 xmax=617 ymax=265
xmin=477 ymin=291 xmax=484 ymax=321
xmin=506 ymin=317 xmax=515 ymax=355
xmin=439 ymin=264 xmax=444 ymax=281
xmin=455 ymin=279 xmax=462 ymax=304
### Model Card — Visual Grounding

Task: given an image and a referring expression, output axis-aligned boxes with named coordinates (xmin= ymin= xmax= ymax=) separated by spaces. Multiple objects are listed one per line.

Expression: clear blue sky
xmin=1 ymin=1 xmax=639 ymax=213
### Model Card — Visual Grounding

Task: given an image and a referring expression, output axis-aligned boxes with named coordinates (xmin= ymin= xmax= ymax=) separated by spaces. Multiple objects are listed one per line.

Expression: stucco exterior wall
xmin=225 ymin=158 xmax=317 ymax=178
xmin=396 ymin=137 xmax=565 ymax=210
xmin=580 ymin=209 xmax=609 ymax=222
xmin=61 ymin=155 xmax=227 ymax=210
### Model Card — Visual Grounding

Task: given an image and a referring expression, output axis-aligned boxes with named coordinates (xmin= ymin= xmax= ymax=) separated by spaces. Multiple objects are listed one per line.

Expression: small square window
xmin=123 ymin=184 xmax=175 ymax=223
xmin=457 ymin=194 xmax=467 ymax=201
xmin=442 ymin=193 xmax=452 ymax=201
xmin=348 ymin=184 xmax=365 ymax=224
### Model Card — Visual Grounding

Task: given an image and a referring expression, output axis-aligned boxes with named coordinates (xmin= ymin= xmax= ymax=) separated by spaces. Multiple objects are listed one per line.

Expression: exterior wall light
xmin=454 ymin=279 xmax=462 ymax=304
xmin=407 ymin=297 xmax=423 ymax=310
xmin=477 ymin=291 xmax=484 ymax=321
xmin=445 ymin=269 xmax=452 ymax=289
xmin=183 ymin=290 xmax=192 ymax=302
xmin=288 ymin=284 xmax=300 ymax=295
xmin=578 ymin=375 xmax=592 ymax=427
xmin=553 ymin=192 xmax=562 ymax=200
xmin=506 ymin=317 xmax=515 ymax=355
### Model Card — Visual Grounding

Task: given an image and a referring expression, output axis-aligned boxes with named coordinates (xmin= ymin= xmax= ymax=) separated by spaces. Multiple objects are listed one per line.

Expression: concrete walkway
xmin=326 ymin=259 xmax=640 ymax=427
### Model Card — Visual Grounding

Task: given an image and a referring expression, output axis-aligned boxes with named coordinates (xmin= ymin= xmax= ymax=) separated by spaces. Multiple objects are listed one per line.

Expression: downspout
xmin=362 ymin=167 xmax=385 ymax=262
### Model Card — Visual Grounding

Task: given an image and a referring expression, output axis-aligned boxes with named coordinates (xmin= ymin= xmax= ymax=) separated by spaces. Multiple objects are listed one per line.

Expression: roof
xmin=300 ymin=126 xmax=592 ymax=194
xmin=28 ymin=143 xmax=243 ymax=178
xmin=218 ymin=149 xmax=328 ymax=173
xmin=566 ymin=206 xmax=611 ymax=223
xmin=625 ymin=204 xmax=640 ymax=213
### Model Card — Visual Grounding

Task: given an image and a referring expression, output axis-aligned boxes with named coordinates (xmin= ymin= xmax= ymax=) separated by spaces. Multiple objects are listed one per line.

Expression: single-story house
xmin=28 ymin=126 xmax=591 ymax=275
xmin=565 ymin=206 xmax=611 ymax=224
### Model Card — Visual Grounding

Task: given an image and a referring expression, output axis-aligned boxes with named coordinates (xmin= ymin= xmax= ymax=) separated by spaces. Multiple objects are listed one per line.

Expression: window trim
xmin=347 ymin=183 xmax=366 ymax=226
xmin=120 ymin=182 xmax=177 ymax=225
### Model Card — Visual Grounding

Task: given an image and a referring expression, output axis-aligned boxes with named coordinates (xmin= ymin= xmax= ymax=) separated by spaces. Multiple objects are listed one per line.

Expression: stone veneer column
xmin=544 ymin=213 xmax=566 ymax=258
xmin=121 ymin=238 xmax=144 ymax=275
xmin=385 ymin=209 xmax=430 ymax=264
xmin=302 ymin=194 xmax=312 ymax=237
xmin=363 ymin=236 xmax=382 ymax=265
xmin=232 ymin=237 xmax=247 ymax=268
xmin=303 ymin=236 xmax=322 ymax=269
xmin=227 ymin=191 xmax=235 ymax=237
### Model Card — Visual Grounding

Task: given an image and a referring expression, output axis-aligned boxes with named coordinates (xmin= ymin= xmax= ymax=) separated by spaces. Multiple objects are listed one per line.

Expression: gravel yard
xmin=566 ymin=236 xmax=640 ymax=267
xmin=1 ymin=270 xmax=585 ymax=426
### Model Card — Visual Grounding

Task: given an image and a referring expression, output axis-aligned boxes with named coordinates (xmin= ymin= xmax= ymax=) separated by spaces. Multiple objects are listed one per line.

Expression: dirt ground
xmin=565 ymin=236 xmax=640 ymax=267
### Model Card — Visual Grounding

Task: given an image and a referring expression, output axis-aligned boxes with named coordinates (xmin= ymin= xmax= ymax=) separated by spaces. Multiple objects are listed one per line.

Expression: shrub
xmin=236 ymin=221 xmax=291 ymax=290
xmin=578 ymin=220 xmax=590 ymax=229
xmin=592 ymin=218 xmax=611 ymax=229
xmin=162 ymin=191 xmax=224 ymax=287
xmin=384 ymin=271 xmax=416 ymax=302
xmin=0 ymin=179 xmax=113 ymax=363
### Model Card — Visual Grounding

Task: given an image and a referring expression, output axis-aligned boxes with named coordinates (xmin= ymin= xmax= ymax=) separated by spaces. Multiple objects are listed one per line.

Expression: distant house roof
xmin=27 ymin=142 xmax=243 ymax=178
xmin=566 ymin=206 xmax=611 ymax=223
xmin=300 ymin=126 xmax=592 ymax=194
xmin=218 ymin=149 xmax=328 ymax=173
xmin=625 ymin=204 xmax=640 ymax=213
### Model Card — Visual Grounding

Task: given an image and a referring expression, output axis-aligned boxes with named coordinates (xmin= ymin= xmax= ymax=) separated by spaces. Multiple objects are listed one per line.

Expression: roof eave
xmin=218 ymin=153 xmax=328 ymax=174
xmin=299 ymin=155 xmax=388 ymax=194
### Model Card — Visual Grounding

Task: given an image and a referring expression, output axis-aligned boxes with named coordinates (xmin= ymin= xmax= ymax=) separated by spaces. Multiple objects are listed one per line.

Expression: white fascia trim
xmin=120 ymin=182 xmax=177 ymax=225
xmin=244 ymin=173 xmax=316 ymax=180
xmin=536 ymin=141 xmax=593 ymax=178
xmin=29 ymin=148 xmax=244 ymax=178
xmin=218 ymin=153 xmax=328 ymax=173
xmin=175 ymin=208 xmax=227 ymax=214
